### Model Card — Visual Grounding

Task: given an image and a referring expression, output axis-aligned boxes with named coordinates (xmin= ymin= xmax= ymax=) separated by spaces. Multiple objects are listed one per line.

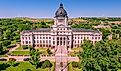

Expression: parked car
xmin=0 ymin=58 xmax=7 ymax=61
xmin=23 ymin=58 xmax=30 ymax=61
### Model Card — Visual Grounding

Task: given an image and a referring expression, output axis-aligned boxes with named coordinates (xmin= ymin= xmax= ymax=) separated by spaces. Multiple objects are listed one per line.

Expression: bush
xmin=9 ymin=58 xmax=16 ymax=61
xmin=47 ymin=48 xmax=52 ymax=54
xmin=8 ymin=58 xmax=19 ymax=67
xmin=22 ymin=45 xmax=28 ymax=49
xmin=25 ymin=69 xmax=31 ymax=71
xmin=72 ymin=61 xmax=78 ymax=68
xmin=41 ymin=60 xmax=52 ymax=69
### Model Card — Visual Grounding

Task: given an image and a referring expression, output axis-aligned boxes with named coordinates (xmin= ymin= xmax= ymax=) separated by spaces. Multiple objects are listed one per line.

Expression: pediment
xmin=57 ymin=24 xmax=66 ymax=28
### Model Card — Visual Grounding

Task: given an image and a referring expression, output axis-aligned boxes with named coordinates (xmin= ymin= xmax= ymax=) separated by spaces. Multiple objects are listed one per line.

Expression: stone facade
xmin=20 ymin=4 xmax=102 ymax=49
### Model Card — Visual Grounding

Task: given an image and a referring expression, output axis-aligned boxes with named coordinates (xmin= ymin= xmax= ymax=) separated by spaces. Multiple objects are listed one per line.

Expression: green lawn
xmin=0 ymin=62 xmax=55 ymax=71
xmin=71 ymin=47 xmax=82 ymax=51
xmin=10 ymin=51 xmax=30 ymax=55
xmin=15 ymin=47 xmax=29 ymax=51
xmin=36 ymin=48 xmax=47 ymax=51
xmin=0 ymin=54 xmax=8 ymax=57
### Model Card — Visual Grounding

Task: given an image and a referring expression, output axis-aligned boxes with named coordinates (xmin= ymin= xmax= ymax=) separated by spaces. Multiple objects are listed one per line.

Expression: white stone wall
xmin=21 ymin=30 xmax=102 ymax=48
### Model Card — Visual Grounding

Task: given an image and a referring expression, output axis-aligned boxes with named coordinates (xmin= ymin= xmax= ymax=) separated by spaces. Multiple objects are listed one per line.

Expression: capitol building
xmin=20 ymin=4 xmax=102 ymax=49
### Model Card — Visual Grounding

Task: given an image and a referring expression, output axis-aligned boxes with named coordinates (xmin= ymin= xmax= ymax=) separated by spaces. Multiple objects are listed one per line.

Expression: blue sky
xmin=0 ymin=0 xmax=121 ymax=18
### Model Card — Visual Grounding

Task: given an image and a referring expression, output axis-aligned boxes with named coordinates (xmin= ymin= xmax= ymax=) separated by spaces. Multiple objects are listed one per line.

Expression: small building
xmin=20 ymin=4 xmax=102 ymax=49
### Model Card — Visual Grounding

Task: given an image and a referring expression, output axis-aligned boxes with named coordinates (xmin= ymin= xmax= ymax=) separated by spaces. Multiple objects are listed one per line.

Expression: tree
xmin=42 ymin=60 xmax=52 ymax=71
xmin=72 ymin=61 xmax=78 ymax=68
xmin=0 ymin=43 xmax=3 ymax=54
xmin=79 ymin=40 xmax=121 ymax=71
xmin=2 ymin=40 xmax=11 ymax=47
xmin=29 ymin=47 xmax=40 ymax=69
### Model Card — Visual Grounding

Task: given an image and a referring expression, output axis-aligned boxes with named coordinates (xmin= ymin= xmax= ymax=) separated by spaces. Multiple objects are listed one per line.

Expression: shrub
xmin=72 ymin=61 xmax=78 ymax=68
xmin=8 ymin=58 xmax=19 ymax=67
xmin=25 ymin=69 xmax=31 ymax=71
xmin=22 ymin=45 xmax=28 ymax=49
xmin=47 ymin=48 xmax=52 ymax=54
xmin=9 ymin=58 xmax=16 ymax=61
xmin=41 ymin=60 xmax=52 ymax=69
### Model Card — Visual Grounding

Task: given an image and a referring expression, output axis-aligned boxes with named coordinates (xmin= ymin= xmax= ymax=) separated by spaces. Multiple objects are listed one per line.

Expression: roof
xmin=55 ymin=4 xmax=68 ymax=17
xmin=22 ymin=28 xmax=51 ymax=33
xmin=72 ymin=28 xmax=100 ymax=33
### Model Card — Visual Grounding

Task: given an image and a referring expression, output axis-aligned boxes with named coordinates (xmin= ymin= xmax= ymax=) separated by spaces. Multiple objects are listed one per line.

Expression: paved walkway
xmin=55 ymin=46 xmax=68 ymax=71
xmin=9 ymin=44 xmax=20 ymax=52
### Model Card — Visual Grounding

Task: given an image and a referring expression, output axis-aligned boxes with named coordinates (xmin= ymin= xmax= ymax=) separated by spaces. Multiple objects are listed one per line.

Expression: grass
xmin=15 ymin=47 xmax=29 ymax=51
xmin=68 ymin=52 xmax=79 ymax=56
xmin=36 ymin=48 xmax=47 ymax=51
xmin=11 ymin=40 xmax=16 ymax=44
xmin=10 ymin=51 xmax=30 ymax=55
xmin=0 ymin=62 xmax=55 ymax=71
xmin=14 ymin=47 xmax=51 ymax=55
xmin=71 ymin=47 xmax=82 ymax=51
xmin=0 ymin=54 xmax=8 ymax=57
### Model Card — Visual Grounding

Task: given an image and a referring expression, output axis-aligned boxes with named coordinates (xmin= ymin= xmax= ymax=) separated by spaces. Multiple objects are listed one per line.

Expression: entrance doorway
xmin=57 ymin=37 xmax=66 ymax=46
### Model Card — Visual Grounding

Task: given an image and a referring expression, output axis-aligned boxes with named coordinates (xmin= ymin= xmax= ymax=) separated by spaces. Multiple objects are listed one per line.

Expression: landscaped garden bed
xmin=9 ymin=51 xmax=30 ymax=56
xmin=68 ymin=62 xmax=82 ymax=71
xmin=0 ymin=61 xmax=55 ymax=71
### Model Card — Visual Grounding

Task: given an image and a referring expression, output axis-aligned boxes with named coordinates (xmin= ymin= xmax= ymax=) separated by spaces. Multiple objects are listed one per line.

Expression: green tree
xmin=2 ymin=40 xmax=11 ymax=47
xmin=29 ymin=47 xmax=40 ymax=69
xmin=79 ymin=40 xmax=121 ymax=71
xmin=0 ymin=43 xmax=3 ymax=54
xmin=42 ymin=60 xmax=52 ymax=71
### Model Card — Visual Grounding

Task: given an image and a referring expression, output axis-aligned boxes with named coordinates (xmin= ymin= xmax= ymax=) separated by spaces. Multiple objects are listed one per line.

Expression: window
xmin=49 ymin=37 xmax=51 ymax=39
xmin=25 ymin=41 xmax=28 ymax=44
xmin=46 ymin=37 xmax=48 ymax=39
xmin=29 ymin=41 xmax=31 ymax=44
xmin=29 ymin=37 xmax=30 ymax=40
xmin=68 ymin=41 xmax=69 ymax=44
xmin=40 ymin=37 xmax=41 ymax=39
xmin=43 ymin=37 xmax=45 ymax=39
xmin=23 ymin=41 xmax=24 ymax=44
xmin=92 ymin=37 xmax=94 ymax=39
xmin=37 ymin=40 xmax=39 ymax=43
xmin=22 ymin=37 xmax=24 ymax=39
xmin=53 ymin=41 xmax=55 ymax=44
xmin=68 ymin=37 xmax=69 ymax=40
xmin=43 ymin=40 xmax=45 ymax=43
xmin=95 ymin=37 xmax=97 ymax=39
xmin=98 ymin=37 xmax=100 ymax=39
xmin=26 ymin=37 xmax=27 ymax=39
xmin=87 ymin=37 xmax=89 ymax=39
